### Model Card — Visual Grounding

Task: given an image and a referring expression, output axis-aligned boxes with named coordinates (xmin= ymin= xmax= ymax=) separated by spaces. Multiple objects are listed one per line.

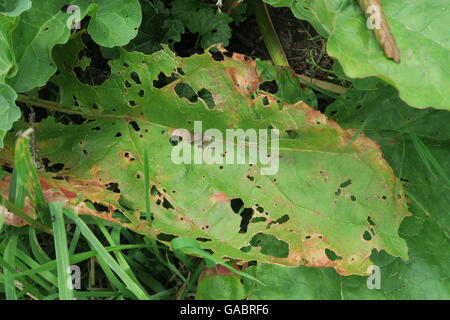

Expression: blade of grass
xmin=97 ymin=223 xmax=147 ymax=294
xmin=178 ymin=260 xmax=205 ymax=300
xmin=0 ymin=206 xmax=5 ymax=233
xmin=93 ymin=254 xmax=135 ymax=299
xmin=14 ymin=248 xmax=56 ymax=289
xmin=98 ymin=224 xmax=134 ymax=278
xmin=63 ymin=209 xmax=151 ymax=300
xmin=14 ymin=130 xmax=52 ymax=227
xmin=4 ymin=232 xmax=18 ymax=300
xmin=410 ymin=133 xmax=450 ymax=185
xmin=68 ymin=225 xmax=81 ymax=255
xmin=50 ymin=202 xmax=74 ymax=300
xmin=29 ymin=227 xmax=52 ymax=264
xmin=0 ymin=256 xmax=45 ymax=300
xmin=0 ymin=244 xmax=148 ymax=281
xmin=125 ymin=259 xmax=167 ymax=293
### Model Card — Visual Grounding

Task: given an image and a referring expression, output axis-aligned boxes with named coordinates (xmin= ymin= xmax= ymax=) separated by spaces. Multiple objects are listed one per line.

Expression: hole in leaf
xmin=162 ymin=198 xmax=174 ymax=210
xmin=230 ymin=198 xmax=244 ymax=213
xmin=129 ymin=121 xmax=140 ymax=132
xmin=130 ymin=71 xmax=142 ymax=84
xmin=267 ymin=214 xmax=290 ymax=229
xmin=198 ymin=88 xmax=215 ymax=109
xmin=250 ymin=233 xmax=289 ymax=258
xmin=325 ymin=248 xmax=342 ymax=261
xmin=285 ymin=130 xmax=299 ymax=139
xmin=259 ymin=80 xmax=278 ymax=94
xmin=153 ymin=72 xmax=177 ymax=89
xmin=170 ymin=135 xmax=182 ymax=146
xmin=106 ymin=182 xmax=121 ymax=193
xmin=211 ymin=51 xmax=224 ymax=61
xmin=175 ymin=83 xmax=198 ymax=103
xmin=42 ymin=158 xmax=64 ymax=173
xmin=340 ymin=179 xmax=352 ymax=188
xmin=240 ymin=245 xmax=251 ymax=253
xmin=239 ymin=208 xmax=254 ymax=233
xmin=363 ymin=231 xmax=372 ymax=241
xmin=157 ymin=233 xmax=177 ymax=242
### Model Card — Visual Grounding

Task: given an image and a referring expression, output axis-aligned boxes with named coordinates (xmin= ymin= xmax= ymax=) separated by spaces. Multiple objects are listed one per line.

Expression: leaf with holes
xmin=0 ymin=36 xmax=411 ymax=276
xmin=263 ymin=0 xmax=450 ymax=110
xmin=218 ymin=86 xmax=450 ymax=300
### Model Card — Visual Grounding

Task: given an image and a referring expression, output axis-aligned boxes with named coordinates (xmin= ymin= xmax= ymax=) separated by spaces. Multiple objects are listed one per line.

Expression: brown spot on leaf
xmin=210 ymin=192 xmax=228 ymax=203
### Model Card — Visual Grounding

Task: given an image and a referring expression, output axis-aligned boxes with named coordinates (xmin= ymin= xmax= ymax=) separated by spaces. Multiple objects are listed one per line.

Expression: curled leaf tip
xmin=358 ymin=0 xmax=401 ymax=63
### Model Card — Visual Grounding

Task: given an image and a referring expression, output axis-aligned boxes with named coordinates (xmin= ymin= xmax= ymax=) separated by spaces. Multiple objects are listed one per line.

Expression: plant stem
xmin=223 ymin=0 xmax=242 ymax=13
xmin=297 ymin=75 xmax=348 ymax=95
xmin=250 ymin=0 xmax=289 ymax=67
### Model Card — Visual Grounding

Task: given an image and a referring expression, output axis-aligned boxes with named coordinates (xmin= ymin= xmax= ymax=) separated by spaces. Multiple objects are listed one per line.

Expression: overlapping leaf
xmin=263 ymin=0 xmax=450 ymax=110
xmin=1 ymin=38 xmax=410 ymax=275
xmin=203 ymin=86 xmax=450 ymax=299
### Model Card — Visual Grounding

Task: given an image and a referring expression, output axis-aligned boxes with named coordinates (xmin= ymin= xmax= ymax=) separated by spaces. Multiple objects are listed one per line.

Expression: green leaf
xmin=0 ymin=0 xmax=31 ymax=16
xmin=233 ymin=84 xmax=450 ymax=300
xmin=265 ymin=0 xmax=450 ymax=110
xmin=327 ymin=84 xmax=450 ymax=232
xmin=5 ymin=0 xmax=142 ymax=93
xmin=0 ymin=83 xmax=19 ymax=133
xmin=0 ymin=16 xmax=20 ymax=148
xmin=2 ymin=40 xmax=411 ymax=276
xmin=4 ymin=231 xmax=18 ymax=300
xmin=196 ymin=265 xmax=249 ymax=300
xmin=239 ymin=216 xmax=450 ymax=299
xmin=171 ymin=0 xmax=233 ymax=48
xmin=125 ymin=0 xmax=184 ymax=55
xmin=86 ymin=0 xmax=142 ymax=48
xmin=245 ymin=264 xmax=342 ymax=299
xmin=256 ymin=59 xmax=317 ymax=108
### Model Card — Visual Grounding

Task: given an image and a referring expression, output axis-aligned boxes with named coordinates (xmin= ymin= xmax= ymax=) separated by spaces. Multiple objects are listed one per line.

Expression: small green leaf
xmin=63 ymin=208 xmax=151 ymax=300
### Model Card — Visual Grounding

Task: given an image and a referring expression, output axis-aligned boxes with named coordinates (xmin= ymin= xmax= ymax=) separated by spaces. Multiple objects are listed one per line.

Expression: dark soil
xmin=227 ymin=6 xmax=335 ymax=83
